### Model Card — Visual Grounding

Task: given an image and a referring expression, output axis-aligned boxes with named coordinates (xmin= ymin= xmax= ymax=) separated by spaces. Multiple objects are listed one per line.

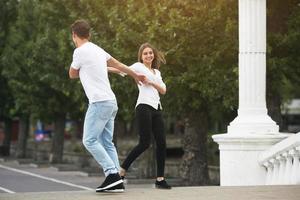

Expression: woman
xmin=116 ymin=43 xmax=171 ymax=189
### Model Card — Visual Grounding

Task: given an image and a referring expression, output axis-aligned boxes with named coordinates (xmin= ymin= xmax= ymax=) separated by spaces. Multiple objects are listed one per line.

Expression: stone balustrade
xmin=259 ymin=133 xmax=300 ymax=185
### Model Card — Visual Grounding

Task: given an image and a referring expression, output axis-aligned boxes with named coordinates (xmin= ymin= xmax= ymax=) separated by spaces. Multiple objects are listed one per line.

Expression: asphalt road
xmin=0 ymin=159 xmax=151 ymax=194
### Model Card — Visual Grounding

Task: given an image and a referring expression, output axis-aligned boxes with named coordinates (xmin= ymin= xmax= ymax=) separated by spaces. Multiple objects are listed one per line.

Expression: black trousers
xmin=121 ymin=104 xmax=166 ymax=177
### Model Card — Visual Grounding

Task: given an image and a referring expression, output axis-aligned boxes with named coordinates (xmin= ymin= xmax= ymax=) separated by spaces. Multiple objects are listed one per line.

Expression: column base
xmin=212 ymin=133 xmax=289 ymax=186
xmin=228 ymin=114 xmax=279 ymax=134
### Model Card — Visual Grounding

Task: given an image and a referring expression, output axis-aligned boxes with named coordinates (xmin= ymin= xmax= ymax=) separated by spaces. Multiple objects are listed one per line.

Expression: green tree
xmin=0 ymin=0 xmax=19 ymax=156
xmin=266 ymin=0 xmax=300 ymax=129
xmin=2 ymin=0 xmax=83 ymax=163
xmin=269 ymin=1 xmax=300 ymax=132
xmin=280 ymin=4 xmax=300 ymax=98
xmin=159 ymin=0 xmax=238 ymax=185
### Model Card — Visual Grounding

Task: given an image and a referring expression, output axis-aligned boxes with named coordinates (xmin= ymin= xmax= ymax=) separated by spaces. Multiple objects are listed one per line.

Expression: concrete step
xmin=15 ymin=158 xmax=35 ymax=164
xmin=1 ymin=185 xmax=300 ymax=200
xmin=125 ymin=177 xmax=183 ymax=186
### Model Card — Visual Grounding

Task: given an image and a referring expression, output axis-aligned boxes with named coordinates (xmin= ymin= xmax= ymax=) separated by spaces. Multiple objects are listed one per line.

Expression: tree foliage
xmin=266 ymin=0 xmax=300 ymax=126
xmin=0 ymin=0 xmax=18 ymax=119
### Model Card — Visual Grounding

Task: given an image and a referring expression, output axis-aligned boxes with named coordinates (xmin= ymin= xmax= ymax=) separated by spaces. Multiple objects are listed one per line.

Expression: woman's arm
xmin=145 ymin=78 xmax=166 ymax=95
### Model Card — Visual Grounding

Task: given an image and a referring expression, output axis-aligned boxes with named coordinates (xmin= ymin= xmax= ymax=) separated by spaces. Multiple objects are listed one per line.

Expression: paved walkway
xmin=1 ymin=185 xmax=300 ymax=200
xmin=1 ymin=158 xmax=300 ymax=200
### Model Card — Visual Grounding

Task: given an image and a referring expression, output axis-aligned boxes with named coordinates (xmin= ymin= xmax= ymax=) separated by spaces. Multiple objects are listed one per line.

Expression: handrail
xmin=259 ymin=133 xmax=300 ymax=185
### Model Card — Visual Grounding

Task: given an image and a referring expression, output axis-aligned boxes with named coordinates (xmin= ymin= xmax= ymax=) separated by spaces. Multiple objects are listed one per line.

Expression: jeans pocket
xmin=98 ymin=104 xmax=114 ymax=120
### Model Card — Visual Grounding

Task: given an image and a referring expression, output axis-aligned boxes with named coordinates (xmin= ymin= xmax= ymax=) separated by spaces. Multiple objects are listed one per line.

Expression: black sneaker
xmin=96 ymin=173 xmax=123 ymax=192
xmin=100 ymin=182 xmax=125 ymax=193
xmin=155 ymin=180 xmax=172 ymax=189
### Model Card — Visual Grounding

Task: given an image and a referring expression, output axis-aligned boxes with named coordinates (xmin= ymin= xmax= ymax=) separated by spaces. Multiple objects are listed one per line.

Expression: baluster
xmin=276 ymin=155 xmax=286 ymax=184
xmin=264 ymin=161 xmax=273 ymax=185
xmin=296 ymin=147 xmax=300 ymax=184
xmin=290 ymin=149 xmax=300 ymax=184
xmin=270 ymin=158 xmax=279 ymax=185
xmin=283 ymin=152 xmax=293 ymax=184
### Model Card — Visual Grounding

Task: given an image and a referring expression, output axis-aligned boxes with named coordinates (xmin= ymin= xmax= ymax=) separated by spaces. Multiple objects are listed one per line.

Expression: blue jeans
xmin=82 ymin=100 xmax=120 ymax=176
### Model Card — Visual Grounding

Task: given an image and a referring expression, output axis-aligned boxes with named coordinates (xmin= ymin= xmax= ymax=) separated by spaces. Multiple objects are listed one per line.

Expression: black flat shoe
xmin=155 ymin=180 xmax=172 ymax=189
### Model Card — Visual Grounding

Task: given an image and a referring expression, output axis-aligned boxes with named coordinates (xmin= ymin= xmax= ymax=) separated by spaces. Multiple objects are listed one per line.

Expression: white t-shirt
xmin=71 ymin=42 xmax=116 ymax=103
xmin=130 ymin=62 xmax=166 ymax=110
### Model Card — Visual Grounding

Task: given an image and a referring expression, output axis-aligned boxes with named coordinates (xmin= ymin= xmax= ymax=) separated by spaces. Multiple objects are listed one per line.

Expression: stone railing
xmin=259 ymin=133 xmax=300 ymax=185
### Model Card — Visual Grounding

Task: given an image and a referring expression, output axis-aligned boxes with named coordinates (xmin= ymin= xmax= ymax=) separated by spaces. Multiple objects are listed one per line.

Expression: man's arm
xmin=107 ymin=67 xmax=127 ymax=77
xmin=107 ymin=57 xmax=145 ymax=84
xmin=69 ymin=67 xmax=79 ymax=79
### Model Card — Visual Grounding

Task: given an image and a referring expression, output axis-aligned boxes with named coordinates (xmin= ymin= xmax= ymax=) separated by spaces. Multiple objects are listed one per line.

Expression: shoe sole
xmin=96 ymin=180 xmax=123 ymax=192
xmin=101 ymin=189 xmax=125 ymax=193
xmin=155 ymin=187 xmax=172 ymax=189
xmin=155 ymin=187 xmax=172 ymax=190
xmin=154 ymin=185 xmax=172 ymax=189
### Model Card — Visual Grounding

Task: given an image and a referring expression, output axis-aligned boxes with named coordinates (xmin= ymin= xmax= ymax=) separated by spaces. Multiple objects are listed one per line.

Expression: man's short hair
xmin=71 ymin=20 xmax=90 ymax=39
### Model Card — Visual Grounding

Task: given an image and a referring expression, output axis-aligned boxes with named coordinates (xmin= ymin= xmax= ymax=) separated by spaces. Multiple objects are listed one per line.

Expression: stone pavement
xmin=1 ymin=185 xmax=300 ymax=200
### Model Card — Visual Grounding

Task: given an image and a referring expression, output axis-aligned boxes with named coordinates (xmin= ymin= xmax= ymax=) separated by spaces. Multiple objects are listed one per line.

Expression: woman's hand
xmin=143 ymin=77 xmax=154 ymax=86
xmin=134 ymin=73 xmax=146 ymax=85
xmin=143 ymin=77 xmax=166 ymax=95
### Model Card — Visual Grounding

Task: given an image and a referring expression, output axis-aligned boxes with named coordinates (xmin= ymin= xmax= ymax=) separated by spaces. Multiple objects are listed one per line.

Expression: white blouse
xmin=130 ymin=62 xmax=166 ymax=110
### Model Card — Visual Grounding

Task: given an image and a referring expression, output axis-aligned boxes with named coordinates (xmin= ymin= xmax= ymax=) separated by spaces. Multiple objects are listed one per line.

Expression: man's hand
xmin=69 ymin=67 xmax=79 ymax=79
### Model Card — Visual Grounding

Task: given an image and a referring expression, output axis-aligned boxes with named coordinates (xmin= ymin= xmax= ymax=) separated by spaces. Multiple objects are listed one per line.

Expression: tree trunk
xmin=1 ymin=118 xmax=12 ymax=156
xmin=114 ymin=118 xmax=126 ymax=147
xmin=128 ymin=118 xmax=136 ymax=136
xmin=16 ymin=116 xmax=29 ymax=158
xmin=115 ymin=118 xmax=132 ymax=139
xmin=180 ymin=112 xmax=209 ymax=186
xmin=267 ymin=90 xmax=283 ymax=131
xmin=49 ymin=114 xmax=66 ymax=163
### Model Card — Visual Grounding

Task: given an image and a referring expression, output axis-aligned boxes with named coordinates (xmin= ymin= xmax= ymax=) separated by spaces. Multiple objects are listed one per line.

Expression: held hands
xmin=131 ymin=73 xmax=155 ymax=86
xmin=134 ymin=73 xmax=147 ymax=85
xmin=119 ymin=72 xmax=127 ymax=77
xmin=143 ymin=77 xmax=154 ymax=86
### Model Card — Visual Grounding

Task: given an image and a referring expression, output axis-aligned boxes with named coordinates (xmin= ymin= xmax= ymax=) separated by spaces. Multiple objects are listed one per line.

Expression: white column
xmin=212 ymin=0 xmax=288 ymax=186
xmin=227 ymin=0 xmax=278 ymax=134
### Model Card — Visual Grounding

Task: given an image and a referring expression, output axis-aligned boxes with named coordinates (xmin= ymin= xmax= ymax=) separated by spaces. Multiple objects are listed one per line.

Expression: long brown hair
xmin=138 ymin=43 xmax=166 ymax=69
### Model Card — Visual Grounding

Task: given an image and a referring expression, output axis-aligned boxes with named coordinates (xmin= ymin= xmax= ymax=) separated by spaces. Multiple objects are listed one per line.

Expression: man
xmin=69 ymin=19 xmax=145 ymax=192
